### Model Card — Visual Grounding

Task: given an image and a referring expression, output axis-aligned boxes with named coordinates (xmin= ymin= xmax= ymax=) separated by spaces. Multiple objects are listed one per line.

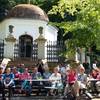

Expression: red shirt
xmin=67 ymin=71 xmax=77 ymax=84
xmin=19 ymin=72 xmax=31 ymax=80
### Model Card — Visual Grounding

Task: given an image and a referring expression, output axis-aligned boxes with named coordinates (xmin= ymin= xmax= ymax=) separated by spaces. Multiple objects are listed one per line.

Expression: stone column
xmin=35 ymin=34 xmax=47 ymax=59
xmin=4 ymin=34 xmax=16 ymax=59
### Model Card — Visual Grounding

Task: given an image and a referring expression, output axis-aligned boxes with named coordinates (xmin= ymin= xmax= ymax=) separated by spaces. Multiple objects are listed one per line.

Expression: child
xmin=3 ymin=68 xmax=15 ymax=98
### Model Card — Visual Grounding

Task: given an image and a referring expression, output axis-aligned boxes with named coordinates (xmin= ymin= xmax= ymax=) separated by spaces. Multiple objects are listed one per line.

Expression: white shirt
xmin=49 ymin=73 xmax=62 ymax=85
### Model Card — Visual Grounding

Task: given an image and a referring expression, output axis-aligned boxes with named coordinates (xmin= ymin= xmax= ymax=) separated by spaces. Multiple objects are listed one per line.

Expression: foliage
xmin=0 ymin=0 xmax=99 ymax=58
xmin=0 ymin=0 xmax=59 ymax=21
xmin=0 ymin=0 xmax=16 ymax=21
xmin=14 ymin=0 xmax=45 ymax=6
xmin=48 ymin=0 xmax=100 ymax=56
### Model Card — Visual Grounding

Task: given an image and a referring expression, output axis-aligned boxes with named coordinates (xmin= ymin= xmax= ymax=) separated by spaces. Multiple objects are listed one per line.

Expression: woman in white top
xmin=49 ymin=67 xmax=63 ymax=95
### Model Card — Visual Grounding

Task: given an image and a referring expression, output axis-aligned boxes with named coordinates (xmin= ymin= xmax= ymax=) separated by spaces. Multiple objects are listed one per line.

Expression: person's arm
xmin=49 ymin=74 xmax=54 ymax=82
xmin=2 ymin=74 xmax=7 ymax=86
xmin=3 ymin=75 xmax=8 ymax=86
xmin=58 ymin=74 xmax=62 ymax=83
xmin=97 ymin=74 xmax=100 ymax=80
xmin=83 ymin=74 xmax=87 ymax=85
xmin=6 ymin=79 xmax=13 ymax=87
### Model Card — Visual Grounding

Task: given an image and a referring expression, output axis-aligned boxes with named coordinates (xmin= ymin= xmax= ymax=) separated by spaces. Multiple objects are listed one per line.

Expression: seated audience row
xmin=0 ymin=61 xmax=100 ymax=99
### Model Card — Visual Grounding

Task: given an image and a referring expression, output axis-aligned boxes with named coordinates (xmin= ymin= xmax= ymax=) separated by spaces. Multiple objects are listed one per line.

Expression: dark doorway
xmin=19 ymin=35 xmax=33 ymax=58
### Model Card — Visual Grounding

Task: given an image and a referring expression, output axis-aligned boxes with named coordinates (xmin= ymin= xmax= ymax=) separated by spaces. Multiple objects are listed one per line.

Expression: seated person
xmin=3 ymin=68 xmax=15 ymax=97
xmin=57 ymin=63 xmax=66 ymax=85
xmin=49 ymin=67 xmax=63 ymax=95
xmin=77 ymin=65 xmax=93 ymax=99
xmin=3 ymin=68 xmax=15 ymax=87
xmin=43 ymin=66 xmax=51 ymax=79
xmin=31 ymin=67 xmax=42 ymax=86
xmin=19 ymin=68 xmax=31 ymax=80
xmin=43 ymin=66 xmax=51 ymax=86
xmin=64 ymin=65 xmax=79 ymax=98
xmin=77 ymin=64 xmax=87 ymax=90
xmin=89 ymin=67 xmax=99 ymax=93
xmin=12 ymin=67 xmax=20 ymax=85
xmin=20 ymin=68 xmax=32 ymax=95
xmin=96 ymin=72 xmax=100 ymax=94
xmin=12 ymin=67 xmax=20 ymax=79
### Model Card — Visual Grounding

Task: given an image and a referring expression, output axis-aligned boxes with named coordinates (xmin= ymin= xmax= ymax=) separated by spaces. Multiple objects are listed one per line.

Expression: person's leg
xmin=96 ymin=81 xmax=100 ymax=94
xmin=73 ymin=81 xmax=80 ymax=99
xmin=49 ymin=84 xmax=55 ymax=96
xmin=0 ymin=82 xmax=5 ymax=100
xmin=26 ymin=85 xmax=32 ymax=96
xmin=8 ymin=86 xmax=13 ymax=99
xmin=57 ymin=83 xmax=63 ymax=95
xmin=64 ymin=84 xmax=69 ymax=96
xmin=2 ymin=84 xmax=5 ymax=99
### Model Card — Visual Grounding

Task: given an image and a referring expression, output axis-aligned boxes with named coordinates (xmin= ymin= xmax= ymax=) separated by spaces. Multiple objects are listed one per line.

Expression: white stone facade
xmin=0 ymin=18 xmax=58 ymax=59
xmin=0 ymin=18 xmax=57 ymax=41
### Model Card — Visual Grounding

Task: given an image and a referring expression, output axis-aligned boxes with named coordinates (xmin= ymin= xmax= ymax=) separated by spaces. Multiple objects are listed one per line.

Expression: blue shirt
xmin=32 ymin=72 xmax=42 ymax=79
xmin=3 ymin=73 xmax=15 ymax=84
xmin=43 ymin=72 xmax=51 ymax=79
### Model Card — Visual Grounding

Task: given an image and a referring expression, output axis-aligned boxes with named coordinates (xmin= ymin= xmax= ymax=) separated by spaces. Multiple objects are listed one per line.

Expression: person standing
xmin=83 ymin=60 xmax=90 ymax=74
xmin=37 ymin=59 xmax=44 ymax=76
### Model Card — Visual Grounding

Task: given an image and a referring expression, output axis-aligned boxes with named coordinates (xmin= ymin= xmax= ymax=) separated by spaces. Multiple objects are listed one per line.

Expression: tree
xmin=0 ymin=0 xmax=59 ymax=21
xmin=48 ymin=0 xmax=100 ymax=56
xmin=0 ymin=0 xmax=16 ymax=21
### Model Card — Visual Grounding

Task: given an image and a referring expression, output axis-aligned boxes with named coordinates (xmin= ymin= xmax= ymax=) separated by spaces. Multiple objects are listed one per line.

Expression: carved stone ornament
xmin=5 ymin=34 xmax=16 ymax=42
xmin=35 ymin=34 xmax=46 ymax=43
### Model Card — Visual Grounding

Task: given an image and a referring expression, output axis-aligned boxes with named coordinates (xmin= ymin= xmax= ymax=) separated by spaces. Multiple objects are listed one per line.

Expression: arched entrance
xmin=19 ymin=34 xmax=33 ymax=58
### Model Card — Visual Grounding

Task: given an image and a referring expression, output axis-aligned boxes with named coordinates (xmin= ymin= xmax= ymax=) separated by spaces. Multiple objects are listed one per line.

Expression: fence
xmin=14 ymin=41 xmax=38 ymax=61
xmin=32 ymin=42 xmax=38 ymax=61
xmin=0 ymin=40 xmax=4 ymax=61
xmin=9 ymin=40 xmax=66 ymax=62
xmin=46 ymin=41 xmax=65 ymax=62
xmin=0 ymin=40 xmax=65 ymax=62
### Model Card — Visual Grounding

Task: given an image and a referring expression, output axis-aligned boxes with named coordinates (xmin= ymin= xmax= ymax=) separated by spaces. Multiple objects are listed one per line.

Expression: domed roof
xmin=7 ymin=4 xmax=49 ymax=21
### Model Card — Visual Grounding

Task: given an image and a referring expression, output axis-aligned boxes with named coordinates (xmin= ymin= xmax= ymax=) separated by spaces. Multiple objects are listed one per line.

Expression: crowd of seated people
xmin=0 ymin=60 xmax=100 ymax=100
